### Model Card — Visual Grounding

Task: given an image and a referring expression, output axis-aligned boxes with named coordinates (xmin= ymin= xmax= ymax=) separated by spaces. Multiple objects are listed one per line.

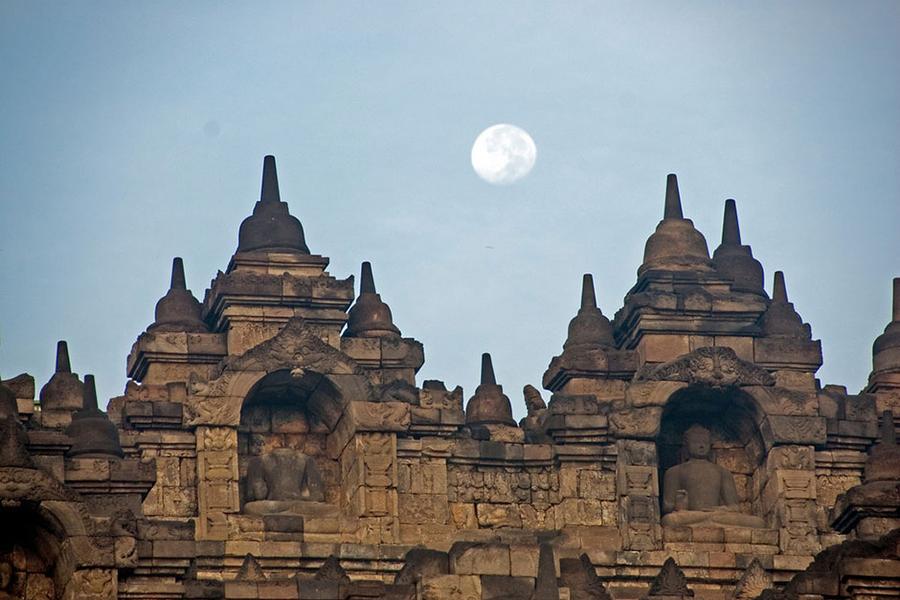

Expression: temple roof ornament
xmin=465 ymin=353 xmax=515 ymax=426
xmin=635 ymin=346 xmax=775 ymax=387
xmin=872 ymin=278 xmax=900 ymax=375
xmin=236 ymin=155 xmax=310 ymax=253
xmin=39 ymin=340 xmax=84 ymax=412
xmin=148 ymin=257 xmax=208 ymax=333
xmin=712 ymin=199 xmax=765 ymax=294
xmin=563 ymin=274 xmax=614 ymax=350
xmin=639 ymin=174 xmax=713 ymax=275
xmin=66 ymin=374 xmax=124 ymax=458
xmin=344 ymin=261 xmax=402 ymax=338
xmin=758 ymin=271 xmax=811 ymax=338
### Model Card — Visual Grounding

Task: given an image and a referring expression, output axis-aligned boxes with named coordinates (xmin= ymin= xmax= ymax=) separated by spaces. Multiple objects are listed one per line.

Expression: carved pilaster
xmin=616 ymin=439 xmax=660 ymax=550
xmin=342 ymin=432 xmax=399 ymax=542
xmin=195 ymin=426 xmax=239 ymax=539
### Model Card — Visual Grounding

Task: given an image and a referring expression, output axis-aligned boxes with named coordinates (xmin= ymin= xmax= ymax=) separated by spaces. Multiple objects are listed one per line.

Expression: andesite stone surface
xmin=2 ymin=158 xmax=896 ymax=599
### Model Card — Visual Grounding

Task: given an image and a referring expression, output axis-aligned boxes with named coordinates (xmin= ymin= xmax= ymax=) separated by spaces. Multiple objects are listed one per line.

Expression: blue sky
xmin=1 ymin=2 xmax=898 ymax=414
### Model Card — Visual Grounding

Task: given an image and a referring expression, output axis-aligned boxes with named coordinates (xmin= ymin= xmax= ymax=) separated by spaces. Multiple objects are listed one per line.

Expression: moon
xmin=471 ymin=124 xmax=537 ymax=185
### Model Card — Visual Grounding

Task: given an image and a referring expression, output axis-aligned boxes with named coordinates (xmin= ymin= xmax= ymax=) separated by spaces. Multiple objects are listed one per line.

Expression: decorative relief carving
xmin=223 ymin=318 xmax=364 ymax=377
xmin=635 ymin=346 xmax=775 ymax=387
xmin=199 ymin=426 xmax=236 ymax=451
xmin=732 ymin=559 xmax=772 ymax=600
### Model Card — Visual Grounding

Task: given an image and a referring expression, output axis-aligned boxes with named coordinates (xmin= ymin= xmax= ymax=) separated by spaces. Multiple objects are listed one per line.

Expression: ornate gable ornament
xmin=186 ymin=318 xmax=373 ymax=426
xmin=635 ymin=346 xmax=774 ymax=387
xmin=0 ymin=466 xmax=77 ymax=505
xmin=222 ymin=317 xmax=364 ymax=378
xmin=646 ymin=557 xmax=693 ymax=598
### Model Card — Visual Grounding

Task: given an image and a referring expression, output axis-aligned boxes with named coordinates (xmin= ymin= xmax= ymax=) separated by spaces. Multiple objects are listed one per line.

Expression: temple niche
xmin=237 ymin=369 xmax=339 ymax=514
xmin=657 ymin=386 xmax=766 ymax=528
xmin=0 ymin=509 xmax=59 ymax=600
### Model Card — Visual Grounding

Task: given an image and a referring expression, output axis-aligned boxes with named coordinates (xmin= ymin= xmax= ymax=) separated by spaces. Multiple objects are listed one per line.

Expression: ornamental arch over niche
xmin=0 ymin=498 xmax=98 ymax=600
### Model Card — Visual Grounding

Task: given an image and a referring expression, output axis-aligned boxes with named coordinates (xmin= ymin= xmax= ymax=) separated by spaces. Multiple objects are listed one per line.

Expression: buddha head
xmin=683 ymin=425 xmax=712 ymax=460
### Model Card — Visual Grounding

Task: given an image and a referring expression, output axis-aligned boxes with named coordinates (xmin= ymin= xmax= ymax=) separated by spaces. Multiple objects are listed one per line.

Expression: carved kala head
xmin=683 ymin=424 xmax=712 ymax=459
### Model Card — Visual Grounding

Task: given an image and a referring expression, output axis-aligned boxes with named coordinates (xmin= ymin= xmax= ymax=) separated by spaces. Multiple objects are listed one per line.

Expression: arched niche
xmin=657 ymin=385 xmax=765 ymax=513
xmin=237 ymin=369 xmax=342 ymax=509
xmin=0 ymin=505 xmax=66 ymax=600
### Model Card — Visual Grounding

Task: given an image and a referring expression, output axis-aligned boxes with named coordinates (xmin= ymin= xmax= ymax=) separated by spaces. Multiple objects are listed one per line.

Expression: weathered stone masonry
xmin=1 ymin=156 xmax=898 ymax=599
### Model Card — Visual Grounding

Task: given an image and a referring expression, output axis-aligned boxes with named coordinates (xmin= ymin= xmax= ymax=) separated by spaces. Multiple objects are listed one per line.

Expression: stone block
xmin=509 ymin=545 xmax=540 ymax=578
xmin=476 ymin=503 xmax=522 ymax=528
xmin=262 ymin=514 xmax=304 ymax=532
xmin=609 ymin=407 xmax=663 ymax=438
xmin=399 ymin=494 xmax=449 ymax=525
xmin=616 ymin=465 xmax=657 ymax=497
xmin=691 ymin=526 xmax=725 ymax=543
xmin=772 ymin=554 xmax=814 ymax=571
xmin=449 ymin=543 xmax=510 ymax=576
xmin=662 ymin=527 xmax=692 ymax=543
xmin=419 ymin=574 xmax=481 ymax=600
xmin=480 ymin=575 xmax=535 ymax=599
xmin=555 ymin=499 xmax=610 ymax=527
xmin=763 ymin=416 xmax=826 ymax=445
xmin=722 ymin=527 xmax=752 ymax=544
xmin=638 ymin=334 xmax=690 ymax=364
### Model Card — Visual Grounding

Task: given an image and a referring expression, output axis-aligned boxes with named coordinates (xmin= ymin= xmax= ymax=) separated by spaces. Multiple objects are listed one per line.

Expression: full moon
xmin=471 ymin=124 xmax=537 ymax=185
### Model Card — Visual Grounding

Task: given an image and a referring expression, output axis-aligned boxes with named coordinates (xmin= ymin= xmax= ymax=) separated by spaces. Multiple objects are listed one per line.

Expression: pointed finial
xmin=481 ymin=353 xmax=496 ymax=385
xmin=55 ymin=341 xmax=71 ymax=374
xmin=170 ymin=257 xmax=186 ymax=291
xmin=360 ymin=261 xmax=376 ymax=294
xmin=892 ymin=278 xmax=900 ymax=323
xmin=881 ymin=411 xmax=896 ymax=446
xmin=82 ymin=375 xmax=99 ymax=411
xmin=581 ymin=274 xmax=597 ymax=310
xmin=260 ymin=155 xmax=281 ymax=203
xmin=664 ymin=174 xmax=684 ymax=219
xmin=722 ymin=199 xmax=742 ymax=246
xmin=773 ymin=271 xmax=788 ymax=303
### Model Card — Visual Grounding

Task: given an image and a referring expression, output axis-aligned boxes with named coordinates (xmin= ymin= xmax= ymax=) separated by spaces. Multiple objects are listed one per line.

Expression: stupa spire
xmin=148 ymin=258 xmax=208 ymax=333
xmin=360 ymin=261 xmax=376 ymax=294
xmin=465 ymin=352 xmax=515 ymax=427
xmin=581 ymin=274 xmax=597 ymax=309
xmin=55 ymin=341 xmax=71 ymax=374
xmin=260 ymin=155 xmax=281 ymax=203
xmin=722 ymin=199 xmax=741 ymax=245
xmin=343 ymin=261 xmax=401 ymax=338
xmin=639 ymin=174 xmax=712 ymax=275
xmin=712 ymin=198 xmax=764 ymax=293
xmin=773 ymin=271 xmax=788 ymax=303
xmin=481 ymin=353 xmax=497 ymax=386
xmin=66 ymin=374 xmax=124 ymax=458
xmin=563 ymin=273 xmax=614 ymax=350
xmin=664 ymin=174 xmax=684 ymax=219
xmin=170 ymin=257 xmax=187 ymax=291
xmin=82 ymin=374 xmax=99 ymax=412
xmin=893 ymin=277 xmax=900 ymax=322
xmin=236 ymin=155 xmax=310 ymax=253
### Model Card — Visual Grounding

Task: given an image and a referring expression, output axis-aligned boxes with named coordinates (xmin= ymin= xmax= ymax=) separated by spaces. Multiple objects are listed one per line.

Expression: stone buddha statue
xmin=243 ymin=447 xmax=327 ymax=515
xmin=661 ymin=424 xmax=765 ymax=528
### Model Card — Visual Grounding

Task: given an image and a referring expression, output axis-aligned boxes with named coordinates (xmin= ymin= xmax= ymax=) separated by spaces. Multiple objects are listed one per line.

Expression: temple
xmin=1 ymin=156 xmax=898 ymax=600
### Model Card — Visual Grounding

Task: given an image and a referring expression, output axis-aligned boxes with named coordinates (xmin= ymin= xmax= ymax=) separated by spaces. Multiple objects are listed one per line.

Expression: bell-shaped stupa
xmin=344 ymin=262 xmax=401 ymax=338
xmin=237 ymin=155 xmax=310 ymax=253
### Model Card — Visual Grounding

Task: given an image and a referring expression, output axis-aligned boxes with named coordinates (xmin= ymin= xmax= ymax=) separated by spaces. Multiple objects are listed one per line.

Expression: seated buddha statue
xmin=661 ymin=424 xmax=765 ymax=528
xmin=243 ymin=447 xmax=328 ymax=516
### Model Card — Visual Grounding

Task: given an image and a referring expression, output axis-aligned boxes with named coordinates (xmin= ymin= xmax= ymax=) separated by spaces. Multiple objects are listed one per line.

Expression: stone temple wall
xmin=1 ymin=158 xmax=898 ymax=600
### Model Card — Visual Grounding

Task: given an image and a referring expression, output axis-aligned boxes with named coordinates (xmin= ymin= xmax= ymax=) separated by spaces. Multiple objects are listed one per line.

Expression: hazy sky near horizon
xmin=1 ymin=2 xmax=898 ymax=415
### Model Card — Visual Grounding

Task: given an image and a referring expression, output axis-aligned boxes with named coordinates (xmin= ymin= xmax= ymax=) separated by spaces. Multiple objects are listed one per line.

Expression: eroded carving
xmin=636 ymin=347 xmax=774 ymax=387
